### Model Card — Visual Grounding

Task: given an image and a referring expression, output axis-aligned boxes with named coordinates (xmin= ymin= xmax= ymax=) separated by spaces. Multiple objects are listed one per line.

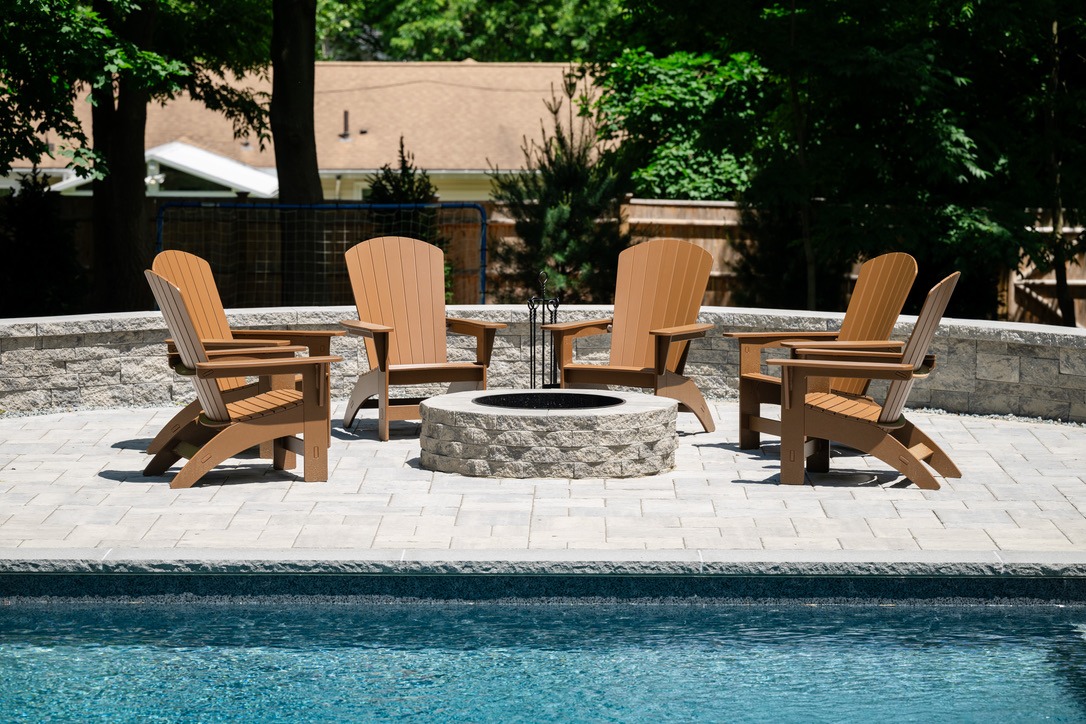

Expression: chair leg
xmin=656 ymin=371 xmax=715 ymax=433
xmin=143 ymin=418 xmax=212 ymax=476
xmin=891 ymin=420 xmax=962 ymax=478
xmin=301 ymin=391 xmax=331 ymax=482
xmin=272 ymin=438 xmax=291 ymax=470
xmin=167 ymin=423 xmax=292 ymax=489
xmin=344 ymin=369 xmax=379 ymax=428
xmin=817 ymin=414 xmax=942 ymax=490
xmin=778 ymin=382 xmax=807 ymax=485
xmin=808 ymin=438 xmax=831 ymax=472
xmin=738 ymin=376 xmax=765 ymax=449
xmin=146 ymin=398 xmax=201 ymax=454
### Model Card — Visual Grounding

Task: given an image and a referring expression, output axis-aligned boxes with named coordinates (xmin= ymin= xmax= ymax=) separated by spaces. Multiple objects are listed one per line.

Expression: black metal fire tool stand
xmin=527 ymin=272 xmax=561 ymax=389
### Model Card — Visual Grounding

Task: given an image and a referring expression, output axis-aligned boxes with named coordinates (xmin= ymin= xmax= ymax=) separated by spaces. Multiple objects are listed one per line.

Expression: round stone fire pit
xmin=419 ymin=389 xmax=678 ymax=479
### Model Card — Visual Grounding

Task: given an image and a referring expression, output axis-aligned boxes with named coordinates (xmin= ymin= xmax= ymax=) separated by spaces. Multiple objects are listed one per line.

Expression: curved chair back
xmin=832 ymin=251 xmax=917 ymax=395
xmin=145 ymin=270 xmax=231 ymax=422
xmin=152 ymin=250 xmax=233 ymax=341
xmin=878 ymin=272 xmax=959 ymax=425
xmin=152 ymin=250 xmax=245 ymax=390
xmin=609 ymin=239 xmax=713 ymax=371
xmin=344 ymin=236 xmax=448 ymax=366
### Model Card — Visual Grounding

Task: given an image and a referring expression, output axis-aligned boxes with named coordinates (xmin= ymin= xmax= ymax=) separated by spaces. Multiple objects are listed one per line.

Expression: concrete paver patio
xmin=1 ymin=400 xmax=1083 ymax=582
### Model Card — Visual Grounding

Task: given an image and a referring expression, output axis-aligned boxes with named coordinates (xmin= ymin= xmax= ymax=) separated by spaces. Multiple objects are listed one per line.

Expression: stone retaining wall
xmin=1 ymin=305 xmax=1084 ymax=423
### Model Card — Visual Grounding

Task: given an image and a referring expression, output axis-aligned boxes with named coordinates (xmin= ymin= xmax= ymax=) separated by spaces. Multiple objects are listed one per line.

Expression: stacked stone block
xmin=1 ymin=304 xmax=1085 ymax=423
xmin=419 ymin=390 xmax=678 ymax=478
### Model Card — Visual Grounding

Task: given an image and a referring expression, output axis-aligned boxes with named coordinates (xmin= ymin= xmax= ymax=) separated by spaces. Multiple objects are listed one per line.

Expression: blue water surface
xmin=1 ymin=601 xmax=1085 ymax=722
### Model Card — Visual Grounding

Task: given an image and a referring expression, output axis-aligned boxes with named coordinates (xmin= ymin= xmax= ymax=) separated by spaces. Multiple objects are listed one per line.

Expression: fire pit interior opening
xmin=474 ymin=392 xmax=624 ymax=410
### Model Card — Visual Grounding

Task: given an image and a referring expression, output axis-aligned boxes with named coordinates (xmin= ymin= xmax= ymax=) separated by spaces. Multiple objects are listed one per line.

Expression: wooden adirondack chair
xmin=341 ymin=236 xmax=506 ymax=441
xmin=766 ymin=272 xmax=962 ymax=489
xmin=148 ymin=250 xmax=344 ymax=455
xmin=144 ymin=270 xmax=341 ymax=488
xmin=543 ymin=238 xmax=716 ymax=433
xmin=726 ymin=252 xmax=917 ymax=450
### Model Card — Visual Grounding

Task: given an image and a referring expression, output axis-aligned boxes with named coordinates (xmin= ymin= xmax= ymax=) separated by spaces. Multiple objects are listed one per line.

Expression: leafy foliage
xmin=0 ymin=1 xmax=178 ymax=176
xmin=595 ymin=0 xmax=1065 ymax=317
xmin=316 ymin=0 xmax=622 ymax=62
xmin=595 ymin=49 xmax=760 ymax=201
xmin=366 ymin=136 xmax=442 ymax=244
xmin=489 ymin=72 xmax=630 ymax=303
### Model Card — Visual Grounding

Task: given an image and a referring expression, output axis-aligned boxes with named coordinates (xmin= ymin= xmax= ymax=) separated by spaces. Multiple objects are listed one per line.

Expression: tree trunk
xmin=271 ymin=0 xmax=322 ymax=204
xmin=1046 ymin=20 xmax=1076 ymax=327
xmin=787 ymin=0 xmax=816 ymax=310
xmin=272 ymin=0 xmax=324 ymax=305
xmin=90 ymin=2 xmax=154 ymax=312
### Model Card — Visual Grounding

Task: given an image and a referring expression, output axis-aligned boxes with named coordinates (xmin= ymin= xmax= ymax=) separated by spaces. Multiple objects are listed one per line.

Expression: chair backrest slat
xmin=610 ymin=239 xmax=713 ymax=370
xmin=832 ymin=252 xmax=917 ymax=395
xmin=879 ymin=272 xmax=960 ymax=424
xmin=145 ymin=270 xmax=231 ymax=422
xmin=152 ymin=251 xmax=233 ymax=341
xmin=345 ymin=237 xmax=447 ymax=366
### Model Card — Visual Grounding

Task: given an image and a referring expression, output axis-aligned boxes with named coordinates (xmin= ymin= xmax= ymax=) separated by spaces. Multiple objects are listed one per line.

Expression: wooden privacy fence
xmin=486 ymin=197 xmax=749 ymax=307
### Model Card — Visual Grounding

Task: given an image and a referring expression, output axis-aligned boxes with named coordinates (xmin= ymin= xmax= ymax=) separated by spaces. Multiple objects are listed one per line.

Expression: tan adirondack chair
xmin=766 ymin=272 xmax=962 ymax=489
xmin=341 ymin=236 xmax=506 ymax=440
xmin=148 ymin=250 xmax=344 ymax=455
xmin=144 ymin=270 xmax=341 ymax=488
xmin=726 ymin=251 xmax=917 ymax=450
xmin=543 ymin=238 xmax=716 ymax=433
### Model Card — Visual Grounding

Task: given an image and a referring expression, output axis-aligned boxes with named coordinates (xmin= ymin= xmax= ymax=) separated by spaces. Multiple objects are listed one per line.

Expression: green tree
xmin=948 ymin=1 xmax=1086 ymax=326
xmin=367 ymin=136 xmax=441 ymax=243
xmin=489 ymin=72 xmax=630 ymax=303
xmin=1 ymin=1 xmax=271 ymax=312
xmin=0 ymin=1 xmax=130 ymax=176
xmin=597 ymin=0 xmax=1026 ymax=317
xmin=594 ymin=49 xmax=759 ymax=201
xmin=315 ymin=0 xmax=623 ymax=62
xmin=90 ymin=0 xmax=271 ymax=311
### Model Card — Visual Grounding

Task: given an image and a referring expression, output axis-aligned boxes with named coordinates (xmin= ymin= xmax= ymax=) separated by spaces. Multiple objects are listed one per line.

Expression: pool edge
xmin=3 ymin=553 xmax=1086 ymax=603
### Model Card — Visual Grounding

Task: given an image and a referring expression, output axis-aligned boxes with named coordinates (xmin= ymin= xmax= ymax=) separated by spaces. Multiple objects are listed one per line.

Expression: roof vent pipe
xmin=339 ymin=110 xmax=350 ymax=140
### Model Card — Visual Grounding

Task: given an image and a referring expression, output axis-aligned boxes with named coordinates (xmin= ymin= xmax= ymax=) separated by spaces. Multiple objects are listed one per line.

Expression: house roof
xmin=94 ymin=61 xmax=575 ymax=174
xmin=50 ymin=141 xmax=280 ymax=197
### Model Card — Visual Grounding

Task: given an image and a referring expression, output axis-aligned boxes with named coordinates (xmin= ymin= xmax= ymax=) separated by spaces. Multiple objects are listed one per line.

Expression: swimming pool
xmin=1 ymin=601 xmax=1084 ymax=722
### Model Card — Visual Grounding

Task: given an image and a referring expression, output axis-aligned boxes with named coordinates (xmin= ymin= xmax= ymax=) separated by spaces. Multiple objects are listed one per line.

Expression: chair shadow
xmin=336 ymin=420 xmax=421 ymax=441
xmin=111 ymin=438 xmax=154 ymax=451
xmin=99 ymin=463 xmax=300 ymax=487
xmin=693 ymin=440 xmax=908 ymax=488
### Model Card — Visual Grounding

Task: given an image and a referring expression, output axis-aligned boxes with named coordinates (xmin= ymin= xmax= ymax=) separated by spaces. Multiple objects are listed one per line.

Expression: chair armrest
xmin=166 ymin=337 xmax=290 ymax=353
xmin=232 ymin=328 xmax=345 ymax=356
xmin=447 ymin=317 xmax=505 ymax=366
xmin=650 ymin=322 xmax=712 ymax=343
xmin=339 ymin=319 xmax=394 ymax=337
xmin=196 ymin=355 xmax=342 ymax=378
xmin=728 ymin=330 xmax=841 ymax=376
xmin=790 ymin=348 xmax=905 ymax=364
xmin=233 ymin=328 xmax=346 ymax=338
xmin=340 ymin=319 xmax=392 ymax=371
xmin=650 ymin=323 xmax=713 ymax=375
xmin=767 ymin=357 xmax=914 ymax=380
xmin=767 ymin=357 xmax=914 ymax=410
xmin=725 ymin=330 xmax=840 ymax=344
xmin=204 ymin=345 xmax=307 ymax=359
xmin=542 ymin=318 xmax=613 ymax=336
xmin=544 ymin=318 xmax=613 ymax=374
xmin=781 ymin=339 xmax=904 ymax=351
xmin=446 ymin=317 xmax=507 ymax=334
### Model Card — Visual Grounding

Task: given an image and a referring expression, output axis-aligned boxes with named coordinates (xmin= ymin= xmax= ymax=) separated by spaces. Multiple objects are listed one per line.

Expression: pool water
xmin=1 ymin=602 xmax=1085 ymax=722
